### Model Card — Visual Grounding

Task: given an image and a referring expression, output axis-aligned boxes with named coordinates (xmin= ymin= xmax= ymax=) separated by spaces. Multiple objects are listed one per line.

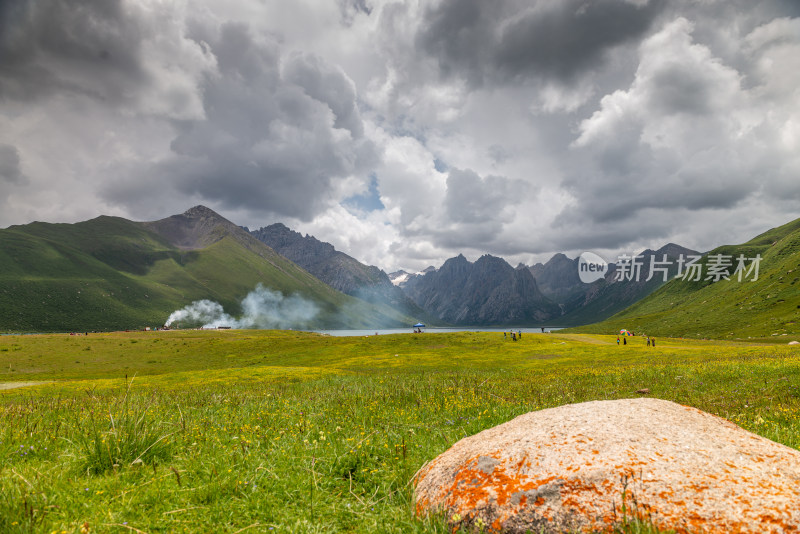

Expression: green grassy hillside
xmin=0 ymin=211 xmax=413 ymax=332
xmin=573 ymin=217 xmax=800 ymax=339
xmin=556 ymin=272 xmax=667 ymax=327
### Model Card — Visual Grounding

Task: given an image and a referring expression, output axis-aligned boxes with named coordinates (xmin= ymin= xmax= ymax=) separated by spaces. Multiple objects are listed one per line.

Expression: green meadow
xmin=2 ymin=330 xmax=800 ymax=533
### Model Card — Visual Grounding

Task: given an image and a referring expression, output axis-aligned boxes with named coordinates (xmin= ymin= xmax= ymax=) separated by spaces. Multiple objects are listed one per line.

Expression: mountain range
xmin=1 ymin=204 xmax=797 ymax=337
xmin=385 ymin=244 xmax=698 ymax=327
xmin=250 ymin=223 xmax=429 ymax=322
xmin=402 ymin=254 xmax=560 ymax=325
xmin=541 ymin=243 xmax=700 ymax=326
xmin=0 ymin=206 xmax=413 ymax=332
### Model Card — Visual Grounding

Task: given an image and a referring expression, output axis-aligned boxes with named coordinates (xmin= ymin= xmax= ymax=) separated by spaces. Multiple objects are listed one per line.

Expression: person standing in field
xmin=652 ymin=337 xmax=656 ymax=347
xmin=617 ymin=336 xmax=620 ymax=345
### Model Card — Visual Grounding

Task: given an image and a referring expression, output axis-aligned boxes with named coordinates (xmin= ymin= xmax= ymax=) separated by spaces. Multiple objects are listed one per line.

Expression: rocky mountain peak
xmin=182 ymin=205 xmax=220 ymax=219
xmin=251 ymin=224 xmax=335 ymax=260
xmin=250 ymin=222 xmax=429 ymax=321
xmin=403 ymin=253 xmax=559 ymax=325
xmin=547 ymin=253 xmax=573 ymax=266
xmin=439 ymin=254 xmax=471 ymax=277
xmin=142 ymin=205 xmax=250 ymax=250
xmin=655 ymin=243 xmax=699 ymax=257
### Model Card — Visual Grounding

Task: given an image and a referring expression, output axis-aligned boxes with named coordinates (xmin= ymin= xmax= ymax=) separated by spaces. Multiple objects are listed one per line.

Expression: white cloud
xmin=559 ymin=15 xmax=795 ymax=249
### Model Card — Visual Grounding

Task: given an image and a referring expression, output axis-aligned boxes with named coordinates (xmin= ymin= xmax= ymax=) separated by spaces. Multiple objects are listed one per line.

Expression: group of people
xmin=504 ymin=330 xmax=523 ymax=341
xmin=616 ymin=335 xmax=656 ymax=346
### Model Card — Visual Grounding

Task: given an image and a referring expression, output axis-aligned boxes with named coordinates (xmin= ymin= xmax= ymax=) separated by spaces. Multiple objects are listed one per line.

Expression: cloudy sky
xmin=1 ymin=0 xmax=798 ymax=272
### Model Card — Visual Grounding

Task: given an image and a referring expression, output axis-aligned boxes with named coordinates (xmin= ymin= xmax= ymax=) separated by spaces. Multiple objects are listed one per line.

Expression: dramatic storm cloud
xmin=0 ymin=0 xmax=798 ymax=271
xmin=0 ymin=144 xmax=25 ymax=185
xmin=418 ymin=0 xmax=665 ymax=86
xmin=102 ymin=22 xmax=377 ymax=220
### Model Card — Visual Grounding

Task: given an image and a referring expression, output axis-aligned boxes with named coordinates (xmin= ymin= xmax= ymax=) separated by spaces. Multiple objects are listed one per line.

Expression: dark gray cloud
xmin=283 ymin=52 xmax=364 ymax=137
xmin=0 ymin=144 xmax=26 ymax=185
xmin=417 ymin=0 xmax=665 ymax=87
xmin=495 ymin=0 xmax=666 ymax=82
xmin=547 ymin=210 xmax=678 ymax=252
xmin=0 ymin=0 xmax=212 ymax=120
xmin=445 ymin=168 xmax=525 ymax=224
xmin=648 ymin=64 xmax=716 ymax=116
xmin=0 ymin=0 xmax=144 ymax=102
xmin=102 ymin=22 xmax=376 ymax=221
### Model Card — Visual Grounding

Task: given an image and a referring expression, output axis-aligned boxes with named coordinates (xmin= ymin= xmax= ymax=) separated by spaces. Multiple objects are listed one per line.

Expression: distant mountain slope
xmin=573 ymin=218 xmax=800 ymax=339
xmin=527 ymin=253 xmax=587 ymax=304
xmin=0 ymin=207 xmax=414 ymax=332
xmin=251 ymin=223 xmax=430 ymax=321
xmin=402 ymin=254 xmax=560 ymax=325
xmin=553 ymin=244 xmax=699 ymax=326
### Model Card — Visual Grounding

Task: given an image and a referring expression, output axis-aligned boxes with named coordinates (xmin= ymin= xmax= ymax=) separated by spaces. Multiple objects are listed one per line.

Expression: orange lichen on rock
xmin=415 ymin=398 xmax=800 ymax=534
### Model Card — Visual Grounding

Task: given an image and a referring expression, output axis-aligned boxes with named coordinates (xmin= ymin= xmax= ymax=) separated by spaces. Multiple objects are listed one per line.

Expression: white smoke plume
xmin=164 ymin=284 xmax=319 ymax=329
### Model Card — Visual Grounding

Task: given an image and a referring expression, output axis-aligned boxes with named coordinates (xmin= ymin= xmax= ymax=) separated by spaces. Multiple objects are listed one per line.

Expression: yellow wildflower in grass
xmin=2 ymin=330 xmax=799 ymax=532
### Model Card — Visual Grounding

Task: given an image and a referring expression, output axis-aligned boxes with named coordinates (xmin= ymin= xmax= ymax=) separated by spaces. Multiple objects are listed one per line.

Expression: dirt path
xmin=0 ymin=381 xmax=50 ymax=390
xmin=547 ymin=333 xmax=616 ymax=345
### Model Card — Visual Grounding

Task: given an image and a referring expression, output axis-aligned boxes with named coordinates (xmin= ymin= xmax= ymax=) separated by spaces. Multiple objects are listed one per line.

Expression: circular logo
xmin=578 ymin=251 xmax=608 ymax=284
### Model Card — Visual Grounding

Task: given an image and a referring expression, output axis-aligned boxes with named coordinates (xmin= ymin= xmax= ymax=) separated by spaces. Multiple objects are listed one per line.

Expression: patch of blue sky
xmin=342 ymin=174 xmax=385 ymax=216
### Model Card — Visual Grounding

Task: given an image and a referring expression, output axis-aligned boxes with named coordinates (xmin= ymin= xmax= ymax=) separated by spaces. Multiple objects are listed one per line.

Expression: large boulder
xmin=415 ymin=398 xmax=800 ymax=533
